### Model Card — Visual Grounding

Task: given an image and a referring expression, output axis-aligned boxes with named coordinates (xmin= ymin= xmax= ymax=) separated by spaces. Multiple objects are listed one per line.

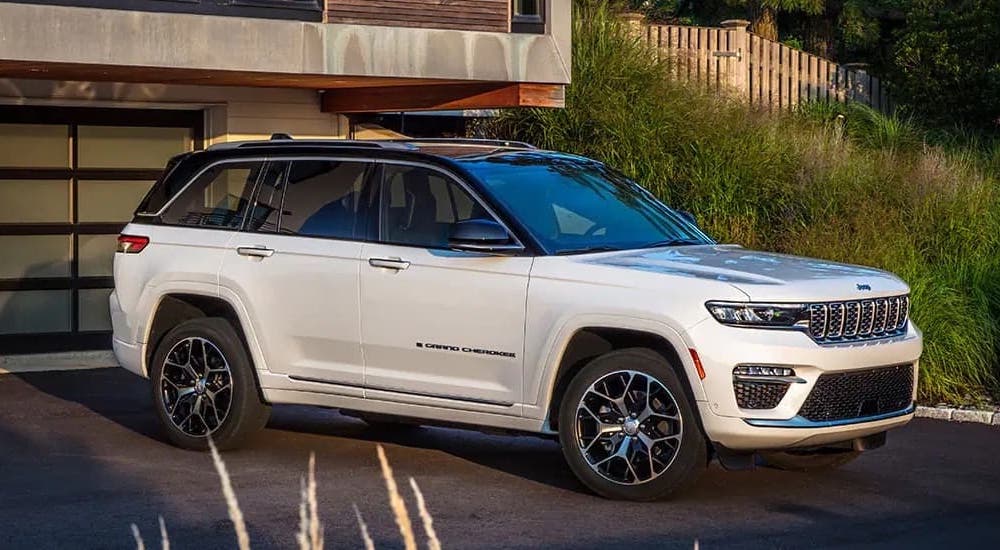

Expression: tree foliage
xmin=890 ymin=0 xmax=1000 ymax=129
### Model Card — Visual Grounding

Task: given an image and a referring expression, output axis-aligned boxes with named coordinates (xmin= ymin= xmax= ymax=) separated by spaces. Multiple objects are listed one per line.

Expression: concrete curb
xmin=915 ymin=405 xmax=1000 ymax=426
xmin=0 ymin=351 xmax=118 ymax=374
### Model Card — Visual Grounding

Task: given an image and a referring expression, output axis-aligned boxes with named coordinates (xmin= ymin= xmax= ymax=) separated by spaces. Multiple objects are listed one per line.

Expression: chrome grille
xmin=806 ymin=295 xmax=908 ymax=343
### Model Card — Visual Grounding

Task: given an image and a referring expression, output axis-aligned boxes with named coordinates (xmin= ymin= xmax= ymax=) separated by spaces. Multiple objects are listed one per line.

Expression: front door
xmin=360 ymin=162 xmax=531 ymax=408
xmin=220 ymin=158 xmax=376 ymax=389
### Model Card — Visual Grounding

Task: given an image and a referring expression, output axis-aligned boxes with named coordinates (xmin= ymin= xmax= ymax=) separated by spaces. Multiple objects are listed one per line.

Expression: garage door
xmin=0 ymin=107 xmax=202 ymax=354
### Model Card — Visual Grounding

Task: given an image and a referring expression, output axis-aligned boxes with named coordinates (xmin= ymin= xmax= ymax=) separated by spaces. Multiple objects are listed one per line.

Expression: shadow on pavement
xmin=11 ymin=367 xmax=167 ymax=444
xmin=0 ymin=372 xmax=247 ymax=549
xmin=266 ymin=404 xmax=587 ymax=494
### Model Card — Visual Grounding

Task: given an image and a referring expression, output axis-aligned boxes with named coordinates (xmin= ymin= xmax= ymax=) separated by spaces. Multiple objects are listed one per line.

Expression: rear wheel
xmin=150 ymin=318 xmax=270 ymax=451
xmin=558 ymin=348 xmax=707 ymax=501
xmin=760 ymin=450 xmax=860 ymax=471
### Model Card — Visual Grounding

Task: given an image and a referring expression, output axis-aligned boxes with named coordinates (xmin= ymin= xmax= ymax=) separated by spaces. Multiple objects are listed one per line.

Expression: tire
xmin=760 ymin=450 xmax=860 ymax=471
xmin=150 ymin=317 xmax=270 ymax=451
xmin=558 ymin=348 xmax=708 ymax=501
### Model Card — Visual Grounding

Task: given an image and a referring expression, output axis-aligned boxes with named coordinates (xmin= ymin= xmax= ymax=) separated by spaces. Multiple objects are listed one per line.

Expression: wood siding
xmin=326 ymin=0 xmax=509 ymax=32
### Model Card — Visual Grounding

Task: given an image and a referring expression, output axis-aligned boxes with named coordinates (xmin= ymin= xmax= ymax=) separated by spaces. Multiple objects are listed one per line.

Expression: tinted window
xmin=381 ymin=164 xmax=490 ymax=248
xmin=246 ymin=161 xmax=289 ymax=232
xmin=160 ymin=161 xmax=262 ymax=228
xmin=278 ymin=160 xmax=373 ymax=240
xmin=135 ymin=152 xmax=192 ymax=214
xmin=457 ymin=153 xmax=712 ymax=254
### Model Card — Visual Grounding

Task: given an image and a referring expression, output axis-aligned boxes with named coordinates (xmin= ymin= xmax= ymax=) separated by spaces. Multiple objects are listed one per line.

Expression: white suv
xmin=111 ymin=138 xmax=922 ymax=501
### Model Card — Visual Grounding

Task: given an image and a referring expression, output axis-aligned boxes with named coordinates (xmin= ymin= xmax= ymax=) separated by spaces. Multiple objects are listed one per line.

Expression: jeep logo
xmin=856 ymin=283 xmax=872 ymax=291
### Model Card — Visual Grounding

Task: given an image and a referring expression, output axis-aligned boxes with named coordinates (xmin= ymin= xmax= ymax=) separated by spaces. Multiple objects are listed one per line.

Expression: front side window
xmin=380 ymin=164 xmax=491 ymax=249
xmin=160 ymin=161 xmax=262 ymax=228
xmin=276 ymin=160 xmax=375 ymax=240
xmin=458 ymin=153 xmax=713 ymax=255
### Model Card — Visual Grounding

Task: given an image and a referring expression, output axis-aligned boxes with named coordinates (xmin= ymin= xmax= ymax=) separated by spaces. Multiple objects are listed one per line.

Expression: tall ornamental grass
xmin=488 ymin=1 xmax=1000 ymax=405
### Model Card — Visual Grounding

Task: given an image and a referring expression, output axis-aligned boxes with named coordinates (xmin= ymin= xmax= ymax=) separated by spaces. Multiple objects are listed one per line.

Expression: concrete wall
xmin=0 ymin=79 xmax=348 ymax=143
xmin=0 ymin=2 xmax=571 ymax=87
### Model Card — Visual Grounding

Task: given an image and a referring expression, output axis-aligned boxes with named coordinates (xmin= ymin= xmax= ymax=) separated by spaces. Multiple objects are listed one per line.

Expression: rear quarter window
xmin=134 ymin=153 xmax=193 ymax=215
xmin=159 ymin=161 xmax=264 ymax=229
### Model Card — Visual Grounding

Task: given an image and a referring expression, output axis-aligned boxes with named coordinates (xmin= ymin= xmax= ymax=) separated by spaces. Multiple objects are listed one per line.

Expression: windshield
xmin=457 ymin=152 xmax=713 ymax=255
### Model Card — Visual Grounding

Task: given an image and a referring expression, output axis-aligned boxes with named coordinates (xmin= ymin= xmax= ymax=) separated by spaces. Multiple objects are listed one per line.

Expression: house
xmin=0 ymin=0 xmax=571 ymax=353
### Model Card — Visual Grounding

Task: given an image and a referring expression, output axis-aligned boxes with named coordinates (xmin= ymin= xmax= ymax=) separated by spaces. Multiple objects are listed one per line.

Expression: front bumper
xmin=702 ymin=405 xmax=914 ymax=450
xmin=684 ymin=317 xmax=922 ymax=451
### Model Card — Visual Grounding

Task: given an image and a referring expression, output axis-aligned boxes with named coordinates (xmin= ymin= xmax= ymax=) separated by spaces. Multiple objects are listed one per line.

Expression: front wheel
xmin=558 ymin=348 xmax=707 ymax=501
xmin=150 ymin=318 xmax=270 ymax=451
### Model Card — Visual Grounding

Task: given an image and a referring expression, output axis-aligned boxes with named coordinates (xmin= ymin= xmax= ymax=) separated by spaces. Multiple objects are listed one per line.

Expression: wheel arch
xmin=144 ymin=292 xmax=261 ymax=380
xmin=541 ymin=324 xmax=706 ymax=432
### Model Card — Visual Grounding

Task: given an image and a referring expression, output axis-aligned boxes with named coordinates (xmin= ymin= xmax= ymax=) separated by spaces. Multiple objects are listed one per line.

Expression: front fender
xmin=522 ymin=314 xmax=706 ymax=424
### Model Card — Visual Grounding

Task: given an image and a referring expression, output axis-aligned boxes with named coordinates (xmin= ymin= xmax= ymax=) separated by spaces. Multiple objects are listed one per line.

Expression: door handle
xmin=368 ymin=257 xmax=410 ymax=270
xmin=237 ymin=245 xmax=275 ymax=258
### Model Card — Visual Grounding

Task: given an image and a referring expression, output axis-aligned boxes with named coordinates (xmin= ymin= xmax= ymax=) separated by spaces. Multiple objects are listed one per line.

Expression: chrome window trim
xmin=142 ymin=155 xmax=527 ymax=252
xmin=139 ymin=156 xmax=272 ymax=218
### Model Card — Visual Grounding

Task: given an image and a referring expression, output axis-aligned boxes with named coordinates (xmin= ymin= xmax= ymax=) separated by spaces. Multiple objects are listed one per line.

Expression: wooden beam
xmin=0 ymin=60 xmax=471 ymax=90
xmin=321 ymin=82 xmax=565 ymax=113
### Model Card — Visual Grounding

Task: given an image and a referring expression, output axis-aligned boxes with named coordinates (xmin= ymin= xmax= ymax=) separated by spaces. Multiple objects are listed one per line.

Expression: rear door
xmin=359 ymin=162 xmax=532 ymax=409
xmin=219 ymin=158 xmax=377 ymax=390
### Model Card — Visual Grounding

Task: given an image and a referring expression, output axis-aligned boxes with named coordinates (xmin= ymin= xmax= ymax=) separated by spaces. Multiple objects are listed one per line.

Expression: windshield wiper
xmin=554 ymin=246 xmax=621 ymax=256
xmin=641 ymin=238 xmax=705 ymax=248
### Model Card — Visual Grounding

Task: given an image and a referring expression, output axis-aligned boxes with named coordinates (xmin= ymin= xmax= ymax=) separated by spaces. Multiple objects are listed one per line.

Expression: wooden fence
xmin=626 ymin=16 xmax=891 ymax=113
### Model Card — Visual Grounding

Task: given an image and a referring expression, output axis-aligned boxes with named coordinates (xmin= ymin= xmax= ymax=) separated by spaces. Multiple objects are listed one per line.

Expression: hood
xmin=582 ymin=244 xmax=908 ymax=302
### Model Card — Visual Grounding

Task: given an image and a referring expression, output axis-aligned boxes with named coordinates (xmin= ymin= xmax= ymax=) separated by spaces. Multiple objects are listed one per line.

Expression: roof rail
xmin=206 ymin=139 xmax=413 ymax=151
xmin=392 ymin=138 xmax=536 ymax=149
xmin=205 ymin=137 xmax=534 ymax=152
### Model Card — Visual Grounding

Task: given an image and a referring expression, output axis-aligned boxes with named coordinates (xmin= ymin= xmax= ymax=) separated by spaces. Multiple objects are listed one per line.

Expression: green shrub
xmin=487 ymin=0 xmax=1000 ymax=404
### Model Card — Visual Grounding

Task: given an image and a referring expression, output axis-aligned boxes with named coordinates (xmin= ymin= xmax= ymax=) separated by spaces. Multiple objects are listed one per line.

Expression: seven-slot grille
xmin=807 ymin=295 xmax=908 ymax=343
xmin=797 ymin=364 xmax=914 ymax=422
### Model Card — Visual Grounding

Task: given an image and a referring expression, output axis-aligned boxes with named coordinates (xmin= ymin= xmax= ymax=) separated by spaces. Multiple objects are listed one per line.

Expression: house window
xmin=512 ymin=0 xmax=544 ymax=33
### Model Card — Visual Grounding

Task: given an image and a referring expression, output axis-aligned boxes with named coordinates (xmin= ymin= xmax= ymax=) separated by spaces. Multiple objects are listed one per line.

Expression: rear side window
xmin=160 ymin=161 xmax=262 ymax=228
xmin=277 ymin=160 xmax=374 ymax=240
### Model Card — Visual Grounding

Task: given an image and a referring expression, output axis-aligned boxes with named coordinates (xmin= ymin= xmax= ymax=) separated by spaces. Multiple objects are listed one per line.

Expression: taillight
xmin=117 ymin=234 xmax=149 ymax=254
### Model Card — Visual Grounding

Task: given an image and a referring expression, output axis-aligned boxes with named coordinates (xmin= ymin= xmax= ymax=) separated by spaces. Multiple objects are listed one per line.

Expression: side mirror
xmin=448 ymin=219 xmax=523 ymax=254
xmin=678 ymin=210 xmax=698 ymax=226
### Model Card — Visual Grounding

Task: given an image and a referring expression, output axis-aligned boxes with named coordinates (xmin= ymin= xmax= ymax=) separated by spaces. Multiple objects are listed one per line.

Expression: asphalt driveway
xmin=1 ymin=368 xmax=998 ymax=549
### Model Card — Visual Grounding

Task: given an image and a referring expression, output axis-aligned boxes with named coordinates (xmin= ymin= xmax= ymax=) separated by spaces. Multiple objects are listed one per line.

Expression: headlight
xmin=706 ymin=301 xmax=809 ymax=328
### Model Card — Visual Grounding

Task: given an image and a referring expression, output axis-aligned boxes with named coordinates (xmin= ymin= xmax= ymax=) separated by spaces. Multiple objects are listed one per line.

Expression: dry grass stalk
xmin=353 ymin=504 xmax=376 ymax=550
xmin=296 ymin=453 xmax=323 ymax=550
xmin=296 ymin=477 xmax=309 ymax=550
xmin=208 ymin=437 xmax=251 ymax=550
xmin=159 ymin=516 xmax=170 ymax=550
xmin=408 ymin=478 xmax=441 ymax=550
xmin=376 ymin=445 xmax=417 ymax=550
xmin=131 ymin=524 xmax=146 ymax=550
xmin=308 ymin=454 xmax=322 ymax=550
